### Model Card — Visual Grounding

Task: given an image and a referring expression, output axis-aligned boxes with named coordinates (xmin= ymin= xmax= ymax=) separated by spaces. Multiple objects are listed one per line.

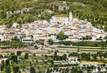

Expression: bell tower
xmin=69 ymin=11 xmax=73 ymax=21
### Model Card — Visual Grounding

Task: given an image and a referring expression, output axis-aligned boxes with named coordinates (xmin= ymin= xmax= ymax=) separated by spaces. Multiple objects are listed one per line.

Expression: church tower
xmin=69 ymin=11 xmax=73 ymax=21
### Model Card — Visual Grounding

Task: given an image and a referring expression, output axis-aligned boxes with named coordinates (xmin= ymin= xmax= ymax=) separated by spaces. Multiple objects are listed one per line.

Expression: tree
xmin=10 ymin=55 xmax=18 ymax=63
xmin=81 ymin=53 xmax=91 ymax=60
xmin=53 ymin=50 xmax=58 ymax=60
xmin=12 ymin=36 xmax=20 ymax=42
xmin=17 ymin=51 xmax=22 ymax=56
xmin=34 ymin=45 xmax=38 ymax=49
xmin=48 ymin=39 xmax=54 ymax=45
xmin=71 ymin=67 xmax=82 ymax=73
xmin=16 ymin=17 xmax=23 ymax=24
xmin=62 ymin=54 xmax=67 ymax=60
xmin=0 ymin=54 xmax=3 ymax=58
xmin=5 ymin=60 xmax=10 ymax=66
xmin=13 ymin=66 xmax=20 ymax=73
xmin=5 ymin=60 xmax=11 ymax=73
xmin=1 ymin=60 xmax=5 ymax=71
xmin=24 ymin=53 xmax=29 ymax=59
xmin=63 ymin=41 xmax=71 ymax=45
xmin=30 ymin=66 xmax=36 ymax=73
xmin=80 ymin=36 xmax=92 ymax=40
xmin=69 ymin=52 xmax=78 ymax=57
xmin=5 ymin=65 xmax=11 ymax=73
xmin=104 ymin=36 xmax=107 ymax=40
xmin=56 ymin=31 xmax=68 ymax=40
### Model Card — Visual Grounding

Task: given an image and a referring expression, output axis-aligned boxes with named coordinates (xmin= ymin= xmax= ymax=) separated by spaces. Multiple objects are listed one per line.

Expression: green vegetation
xmin=69 ymin=52 xmax=107 ymax=61
xmin=0 ymin=38 xmax=25 ymax=49
xmin=56 ymin=31 xmax=68 ymax=40
xmin=67 ymin=0 xmax=107 ymax=31
xmin=0 ymin=0 xmax=107 ymax=30
xmin=80 ymin=36 xmax=92 ymax=40
xmin=55 ymin=40 xmax=107 ymax=48
xmin=48 ymin=39 xmax=54 ymax=45
xmin=1 ymin=51 xmax=107 ymax=73
xmin=0 ymin=52 xmax=53 ymax=73
xmin=72 ymin=41 xmax=107 ymax=48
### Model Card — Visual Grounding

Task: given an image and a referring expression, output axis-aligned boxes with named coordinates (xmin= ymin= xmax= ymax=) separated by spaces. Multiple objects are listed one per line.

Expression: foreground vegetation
xmin=0 ymin=51 xmax=107 ymax=73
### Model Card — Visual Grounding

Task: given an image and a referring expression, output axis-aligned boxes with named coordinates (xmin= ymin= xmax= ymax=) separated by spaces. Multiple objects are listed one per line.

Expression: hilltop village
xmin=0 ymin=12 xmax=106 ymax=43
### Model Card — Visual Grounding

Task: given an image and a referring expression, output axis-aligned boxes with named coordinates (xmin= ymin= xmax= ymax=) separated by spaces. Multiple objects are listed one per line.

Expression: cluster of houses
xmin=54 ymin=1 xmax=69 ymax=11
xmin=80 ymin=63 xmax=107 ymax=73
xmin=0 ymin=12 xmax=107 ymax=44
xmin=47 ymin=63 xmax=107 ymax=73
xmin=6 ymin=7 xmax=33 ymax=18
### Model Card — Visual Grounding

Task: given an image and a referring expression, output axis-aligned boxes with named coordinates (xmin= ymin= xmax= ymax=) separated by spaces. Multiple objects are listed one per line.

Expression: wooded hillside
xmin=0 ymin=0 xmax=107 ymax=30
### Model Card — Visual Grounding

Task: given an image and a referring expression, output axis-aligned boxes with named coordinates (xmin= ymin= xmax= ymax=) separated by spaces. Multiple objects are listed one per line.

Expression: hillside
xmin=0 ymin=0 xmax=107 ymax=31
